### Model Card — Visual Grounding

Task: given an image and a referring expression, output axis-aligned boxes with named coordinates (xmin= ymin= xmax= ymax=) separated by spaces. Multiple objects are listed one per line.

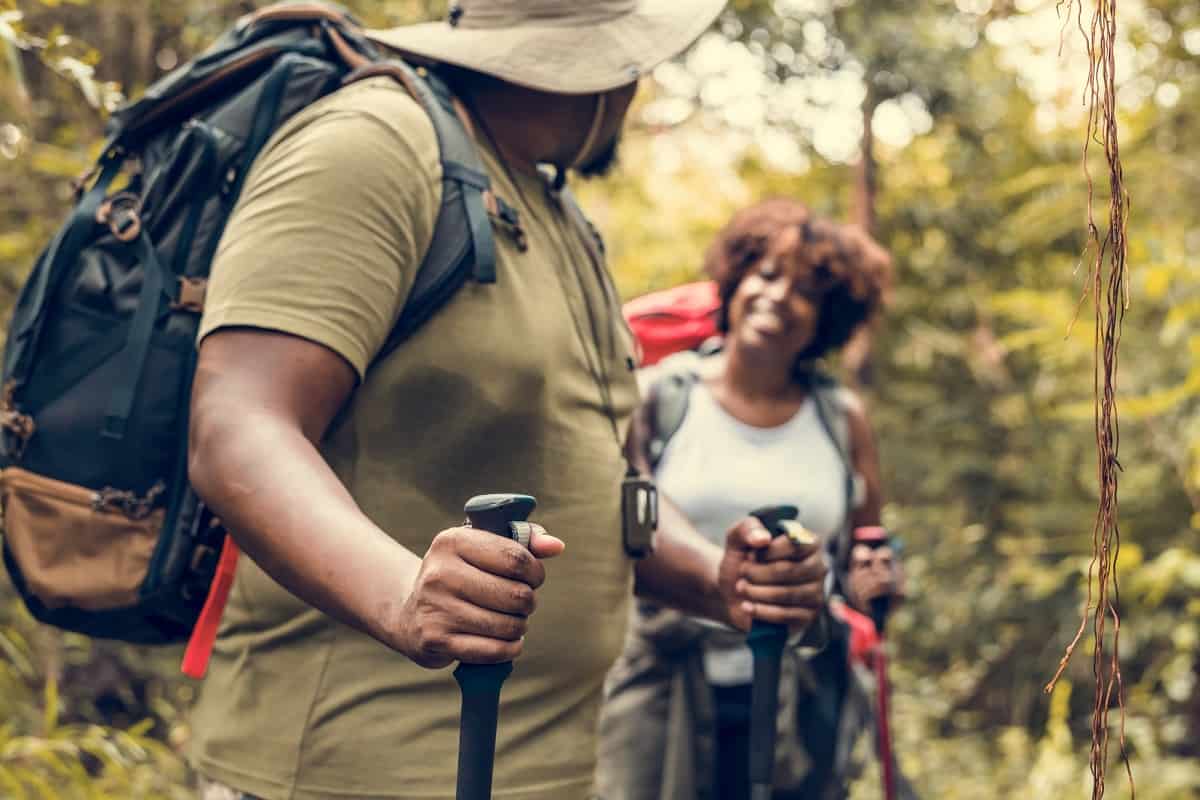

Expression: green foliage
xmin=0 ymin=603 xmax=190 ymax=798
xmin=1 ymin=0 xmax=1198 ymax=797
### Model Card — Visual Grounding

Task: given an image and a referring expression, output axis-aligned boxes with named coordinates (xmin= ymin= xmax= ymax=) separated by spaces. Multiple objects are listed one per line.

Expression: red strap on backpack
xmin=180 ymin=535 xmax=240 ymax=679
xmin=622 ymin=280 xmax=720 ymax=366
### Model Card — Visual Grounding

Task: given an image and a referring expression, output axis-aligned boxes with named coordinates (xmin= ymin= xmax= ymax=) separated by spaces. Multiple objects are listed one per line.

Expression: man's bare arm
xmin=189 ymin=328 xmax=562 ymax=667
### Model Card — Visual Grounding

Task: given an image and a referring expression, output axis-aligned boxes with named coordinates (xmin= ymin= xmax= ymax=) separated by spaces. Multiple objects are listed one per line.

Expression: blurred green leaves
xmin=0 ymin=0 xmax=1198 ymax=797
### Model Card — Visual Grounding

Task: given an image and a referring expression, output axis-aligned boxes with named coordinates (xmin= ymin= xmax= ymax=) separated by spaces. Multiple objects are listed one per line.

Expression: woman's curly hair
xmin=703 ymin=198 xmax=891 ymax=363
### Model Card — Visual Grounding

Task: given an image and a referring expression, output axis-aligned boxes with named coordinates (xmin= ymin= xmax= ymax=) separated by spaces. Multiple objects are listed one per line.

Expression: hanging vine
xmin=1044 ymin=0 xmax=1133 ymax=797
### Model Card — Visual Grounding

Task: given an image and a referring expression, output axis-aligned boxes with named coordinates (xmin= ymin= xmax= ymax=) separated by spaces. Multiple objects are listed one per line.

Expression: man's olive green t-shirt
xmin=189 ymin=77 xmax=639 ymax=800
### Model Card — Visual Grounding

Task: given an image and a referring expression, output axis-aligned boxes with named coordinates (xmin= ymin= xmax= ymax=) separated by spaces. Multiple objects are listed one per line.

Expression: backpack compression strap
xmin=181 ymin=535 xmax=241 ymax=679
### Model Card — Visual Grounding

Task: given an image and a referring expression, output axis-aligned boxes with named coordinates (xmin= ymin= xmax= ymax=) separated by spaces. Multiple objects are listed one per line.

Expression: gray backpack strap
xmin=805 ymin=371 xmax=860 ymax=579
xmin=808 ymin=372 xmax=853 ymax=478
xmin=370 ymin=63 xmax=498 ymax=364
xmin=644 ymin=352 xmax=704 ymax=472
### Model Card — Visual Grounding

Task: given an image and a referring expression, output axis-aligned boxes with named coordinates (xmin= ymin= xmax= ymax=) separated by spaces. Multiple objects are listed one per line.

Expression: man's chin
xmin=577 ymin=137 xmax=620 ymax=180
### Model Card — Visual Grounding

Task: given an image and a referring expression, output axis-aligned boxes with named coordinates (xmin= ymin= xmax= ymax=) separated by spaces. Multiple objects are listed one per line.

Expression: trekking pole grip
xmin=746 ymin=504 xmax=802 ymax=800
xmin=454 ymin=493 xmax=537 ymax=800
xmin=747 ymin=504 xmax=801 ymax=651
xmin=854 ymin=525 xmax=894 ymax=636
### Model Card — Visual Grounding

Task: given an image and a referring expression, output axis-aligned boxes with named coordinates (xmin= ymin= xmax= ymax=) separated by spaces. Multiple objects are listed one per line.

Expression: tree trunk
xmin=853 ymin=90 xmax=878 ymax=236
xmin=843 ymin=90 xmax=879 ymax=389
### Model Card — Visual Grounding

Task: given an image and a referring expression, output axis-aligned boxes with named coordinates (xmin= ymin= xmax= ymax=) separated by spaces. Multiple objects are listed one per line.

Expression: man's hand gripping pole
xmin=454 ymin=493 xmax=538 ymax=800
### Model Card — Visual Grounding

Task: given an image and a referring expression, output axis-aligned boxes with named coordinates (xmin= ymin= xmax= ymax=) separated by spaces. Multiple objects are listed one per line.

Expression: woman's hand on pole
xmin=717 ymin=517 xmax=827 ymax=632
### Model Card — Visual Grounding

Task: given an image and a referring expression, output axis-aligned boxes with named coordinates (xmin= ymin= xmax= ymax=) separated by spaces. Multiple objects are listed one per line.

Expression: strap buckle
xmin=171 ymin=276 xmax=207 ymax=313
xmin=95 ymin=192 xmax=142 ymax=242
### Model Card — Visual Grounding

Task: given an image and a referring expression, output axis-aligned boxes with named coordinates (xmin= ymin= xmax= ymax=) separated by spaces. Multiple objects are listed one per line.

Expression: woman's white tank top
xmin=655 ymin=379 xmax=848 ymax=685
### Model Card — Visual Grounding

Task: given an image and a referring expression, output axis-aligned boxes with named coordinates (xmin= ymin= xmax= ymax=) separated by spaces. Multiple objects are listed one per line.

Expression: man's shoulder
xmin=315 ymin=76 xmax=435 ymax=133
xmin=271 ymin=75 xmax=441 ymax=171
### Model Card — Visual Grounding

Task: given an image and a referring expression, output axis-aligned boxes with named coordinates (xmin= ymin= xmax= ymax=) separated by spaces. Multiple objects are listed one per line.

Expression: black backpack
xmin=0 ymin=2 xmax=504 ymax=645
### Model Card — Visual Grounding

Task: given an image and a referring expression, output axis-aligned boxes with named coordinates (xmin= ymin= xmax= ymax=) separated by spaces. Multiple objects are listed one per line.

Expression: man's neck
xmin=458 ymin=82 xmax=576 ymax=177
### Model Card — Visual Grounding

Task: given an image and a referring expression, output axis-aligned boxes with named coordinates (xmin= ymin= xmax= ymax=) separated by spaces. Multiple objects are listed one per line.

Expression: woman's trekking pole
xmin=455 ymin=493 xmax=538 ymax=800
xmin=874 ymin=640 xmax=898 ymax=800
xmin=746 ymin=505 xmax=815 ymax=800
xmin=864 ymin=534 xmax=897 ymax=800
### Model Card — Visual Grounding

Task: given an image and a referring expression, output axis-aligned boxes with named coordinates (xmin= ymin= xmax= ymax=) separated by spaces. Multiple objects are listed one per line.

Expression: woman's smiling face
xmin=725 ymin=225 xmax=826 ymax=361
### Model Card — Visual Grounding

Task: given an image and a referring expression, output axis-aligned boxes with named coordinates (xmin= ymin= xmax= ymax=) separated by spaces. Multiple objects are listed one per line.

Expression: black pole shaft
xmin=747 ymin=622 xmax=786 ymax=796
xmin=454 ymin=660 xmax=513 ymax=800
xmin=454 ymin=494 xmax=537 ymax=800
xmin=870 ymin=594 xmax=891 ymax=635
xmin=745 ymin=505 xmax=800 ymax=799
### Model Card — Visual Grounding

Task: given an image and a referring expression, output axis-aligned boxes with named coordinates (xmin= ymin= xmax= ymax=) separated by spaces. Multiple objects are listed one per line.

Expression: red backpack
xmin=622 ymin=281 xmax=720 ymax=366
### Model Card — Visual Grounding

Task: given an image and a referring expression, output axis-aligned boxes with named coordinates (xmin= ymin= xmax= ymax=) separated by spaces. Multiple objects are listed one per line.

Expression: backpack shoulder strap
xmin=643 ymin=351 xmax=704 ymax=471
xmin=807 ymin=370 xmax=853 ymax=474
xmin=363 ymin=62 xmax=498 ymax=365
xmin=805 ymin=370 xmax=864 ymax=580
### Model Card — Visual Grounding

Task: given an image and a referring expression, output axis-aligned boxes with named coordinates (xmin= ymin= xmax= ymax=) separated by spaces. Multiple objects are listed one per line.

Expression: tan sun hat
xmin=367 ymin=0 xmax=728 ymax=96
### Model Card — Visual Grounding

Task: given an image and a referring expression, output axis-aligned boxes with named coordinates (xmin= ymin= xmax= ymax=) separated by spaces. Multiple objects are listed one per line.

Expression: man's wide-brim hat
xmin=368 ymin=0 xmax=727 ymax=95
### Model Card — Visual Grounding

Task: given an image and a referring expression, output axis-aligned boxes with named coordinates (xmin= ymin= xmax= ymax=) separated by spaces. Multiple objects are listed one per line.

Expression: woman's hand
xmin=845 ymin=542 xmax=904 ymax=616
xmin=717 ymin=517 xmax=827 ymax=632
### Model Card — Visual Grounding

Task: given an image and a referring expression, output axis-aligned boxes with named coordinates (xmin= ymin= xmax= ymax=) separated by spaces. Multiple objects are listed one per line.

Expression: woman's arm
xmin=840 ymin=391 xmax=905 ymax=611
xmin=626 ymin=382 xmax=825 ymax=630
xmin=843 ymin=390 xmax=884 ymax=528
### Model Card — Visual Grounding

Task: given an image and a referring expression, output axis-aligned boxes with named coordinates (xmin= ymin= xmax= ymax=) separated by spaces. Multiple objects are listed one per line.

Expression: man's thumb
xmin=529 ymin=525 xmax=565 ymax=559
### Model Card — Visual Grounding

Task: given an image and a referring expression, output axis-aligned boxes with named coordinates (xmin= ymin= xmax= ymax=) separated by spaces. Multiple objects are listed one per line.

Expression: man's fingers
xmin=437 ymin=634 xmax=525 ymax=665
xmin=403 ymin=596 xmax=528 ymax=667
xmin=455 ymin=528 xmax=547 ymax=587
xmin=453 ymin=566 xmax=539 ymax=617
xmin=441 ymin=596 xmax=529 ymax=642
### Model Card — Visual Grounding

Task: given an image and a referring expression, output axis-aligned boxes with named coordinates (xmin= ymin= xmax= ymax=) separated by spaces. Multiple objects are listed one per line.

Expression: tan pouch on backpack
xmin=1 ymin=468 xmax=161 ymax=610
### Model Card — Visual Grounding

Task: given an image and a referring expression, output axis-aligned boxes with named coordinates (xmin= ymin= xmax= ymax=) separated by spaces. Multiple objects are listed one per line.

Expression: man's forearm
xmin=189 ymin=409 xmax=421 ymax=649
xmin=633 ymin=494 xmax=730 ymax=625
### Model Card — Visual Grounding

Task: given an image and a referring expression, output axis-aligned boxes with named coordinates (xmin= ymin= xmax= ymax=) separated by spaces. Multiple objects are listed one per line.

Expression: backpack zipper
xmin=90 ymin=481 xmax=166 ymax=520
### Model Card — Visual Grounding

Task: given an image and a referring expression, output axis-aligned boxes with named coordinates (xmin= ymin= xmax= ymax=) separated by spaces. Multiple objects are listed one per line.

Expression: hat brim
xmin=367 ymin=0 xmax=727 ymax=95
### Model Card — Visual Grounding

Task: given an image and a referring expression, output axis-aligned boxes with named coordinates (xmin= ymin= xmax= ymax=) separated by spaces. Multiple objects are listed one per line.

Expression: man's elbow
xmin=187 ymin=397 xmax=231 ymax=505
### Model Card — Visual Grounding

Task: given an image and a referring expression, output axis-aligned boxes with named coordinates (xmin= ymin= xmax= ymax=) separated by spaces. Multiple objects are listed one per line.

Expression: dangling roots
xmin=1043 ymin=1 xmax=1134 ymax=798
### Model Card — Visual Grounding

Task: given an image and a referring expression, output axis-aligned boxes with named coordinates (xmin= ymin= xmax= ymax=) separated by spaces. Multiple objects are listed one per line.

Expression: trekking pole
xmin=746 ymin=505 xmax=817 ymax=800
xmin=856 ymin=526 xmax=897 ymax=800
xmin=874 ymin=639 xmax=898 ymax=800
xmin=455 ymin=493 xmax=538 ymax=800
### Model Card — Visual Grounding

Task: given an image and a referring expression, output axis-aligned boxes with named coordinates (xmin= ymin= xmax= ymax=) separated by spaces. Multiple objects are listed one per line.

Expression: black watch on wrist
xmin=621 ymin=472 xmax=658 ymax=558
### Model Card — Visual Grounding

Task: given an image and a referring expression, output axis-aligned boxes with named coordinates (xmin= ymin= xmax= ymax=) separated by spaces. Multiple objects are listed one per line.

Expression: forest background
xmin=0 ymin=0 xmax=1197 ymax=797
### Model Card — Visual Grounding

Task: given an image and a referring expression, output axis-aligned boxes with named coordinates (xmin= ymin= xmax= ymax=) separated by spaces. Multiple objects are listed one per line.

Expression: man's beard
xmin=577 ymin=136 xmax=621 ymax=179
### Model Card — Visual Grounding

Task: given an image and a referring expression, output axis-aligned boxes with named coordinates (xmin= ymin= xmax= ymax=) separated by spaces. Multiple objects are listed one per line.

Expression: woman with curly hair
xmin=595 ymin=199 xmax=906 ymax=800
